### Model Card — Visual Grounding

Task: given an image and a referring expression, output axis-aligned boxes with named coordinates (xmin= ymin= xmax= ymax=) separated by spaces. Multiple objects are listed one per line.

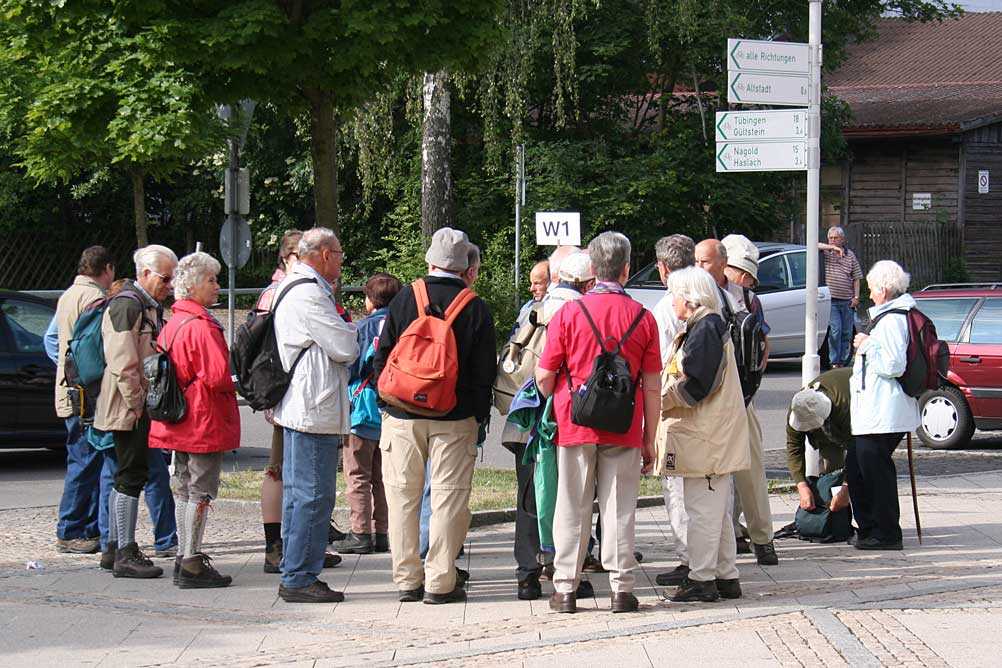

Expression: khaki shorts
xmin=173 ymin=451 xmax=224 ymax=502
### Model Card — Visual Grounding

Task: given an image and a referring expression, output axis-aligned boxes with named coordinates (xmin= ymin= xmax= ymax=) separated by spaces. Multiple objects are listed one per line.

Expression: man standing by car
xmin=820 ymin=227 xmax=862 ymax=368
xmin=273 ymin=227 xmax=360 ymax=603
xmin=695 ymin=237 xmax=778 ymax=566
xmin=53 ymin=246 xmax=115 ymax=555
xmin=96 ymin=245 xmax=177 ymax=578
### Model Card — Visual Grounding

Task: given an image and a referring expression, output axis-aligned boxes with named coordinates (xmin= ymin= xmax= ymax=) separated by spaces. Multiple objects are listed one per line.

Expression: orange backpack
xmin=377 ymin=279 xmax=478 ymax=417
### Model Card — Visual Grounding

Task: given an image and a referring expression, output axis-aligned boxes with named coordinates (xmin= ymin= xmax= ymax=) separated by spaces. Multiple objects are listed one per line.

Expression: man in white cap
xmin=787 ymin=368 xmax=852 ymax=513
xmin=374 ymin=227 xmax=496 ymax=605
xmin=696 ymin=234 xmax=777 ymax=566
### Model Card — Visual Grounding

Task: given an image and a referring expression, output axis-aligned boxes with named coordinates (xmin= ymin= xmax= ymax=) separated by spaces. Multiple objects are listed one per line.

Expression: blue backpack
xmin=348 ymin=315 xmax=385 ymax=433
xmin=66 ymin=292 xmax=146 ymax=385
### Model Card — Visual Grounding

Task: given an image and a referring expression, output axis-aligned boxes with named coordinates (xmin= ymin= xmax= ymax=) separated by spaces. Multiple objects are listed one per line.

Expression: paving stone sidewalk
xmin=3 ymin=472 xmax=1002 ymax=667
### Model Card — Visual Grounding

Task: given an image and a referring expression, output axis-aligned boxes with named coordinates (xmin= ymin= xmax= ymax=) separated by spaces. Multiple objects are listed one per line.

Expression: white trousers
xmin=684 ymin=474 xmax=738 ymax=583
xmin=552 ymin=444 xmax=641 ymax=594
xmin=662 ymin=476 xmax=688 ymax=565
xmin=732 ymin=403 xmax=774 ymax=544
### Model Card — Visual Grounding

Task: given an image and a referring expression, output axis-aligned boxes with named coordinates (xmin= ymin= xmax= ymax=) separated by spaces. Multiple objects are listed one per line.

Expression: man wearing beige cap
xmin=786 ymin=368 xmax=852 ymax=513
xmin=695 ymin=235 xmax=777 ymax=566
xmin=374 ymin=227 xmax=496 ymax=605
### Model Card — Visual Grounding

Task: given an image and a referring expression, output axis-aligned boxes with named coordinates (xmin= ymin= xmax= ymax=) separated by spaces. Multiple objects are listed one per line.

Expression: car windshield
xmin=626 ymin=263 xmax=662 ymax=288
xmin=917 ymin=298 xmax=978 ymax=342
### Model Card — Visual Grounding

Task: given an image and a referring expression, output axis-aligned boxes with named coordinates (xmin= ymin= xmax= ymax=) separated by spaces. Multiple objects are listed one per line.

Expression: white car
xmin=624 ymin=242 xmax=832 ymax=359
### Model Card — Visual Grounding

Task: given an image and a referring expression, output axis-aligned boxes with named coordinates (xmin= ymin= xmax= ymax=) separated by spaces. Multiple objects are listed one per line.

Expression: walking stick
xmin=906 ymin=432 xmax=922 ymax=544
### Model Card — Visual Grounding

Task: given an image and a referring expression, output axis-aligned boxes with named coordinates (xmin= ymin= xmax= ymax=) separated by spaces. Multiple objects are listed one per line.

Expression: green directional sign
xmin=715 ymin=110 xmax=807 ymax=142
xmin=728 ymin=39 xmax=810 ymax=75
xmin=716 ymin=141 xmax=807 ymax=173
xmin=728 ymin=72 xmax=809 ymax=106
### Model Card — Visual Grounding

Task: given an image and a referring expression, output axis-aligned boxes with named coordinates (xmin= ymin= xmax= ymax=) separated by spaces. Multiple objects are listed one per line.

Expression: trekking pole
xmin=906 ymin=432 xmax=922 ymax=544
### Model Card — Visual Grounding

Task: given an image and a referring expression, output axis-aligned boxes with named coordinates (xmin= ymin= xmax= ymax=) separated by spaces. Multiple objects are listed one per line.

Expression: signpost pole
xmin=227 ymin=133 xmax=239 ymax=347
xmin=514 ymin=144 xmax=524 ymax=309
xmin=804 ymin=0 xmax=823 ymax=478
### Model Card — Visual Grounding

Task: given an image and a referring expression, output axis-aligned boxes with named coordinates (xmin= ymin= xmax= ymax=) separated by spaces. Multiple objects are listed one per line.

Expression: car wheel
xmin=917 ymin=386 xmax=975 ymax=450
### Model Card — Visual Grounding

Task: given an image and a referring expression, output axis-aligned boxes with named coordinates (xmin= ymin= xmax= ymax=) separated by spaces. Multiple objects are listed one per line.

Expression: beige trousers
xmin=380 ymin=414 xmax=478 ymax=594
xmin=662 ymin=475 xmax=688 ymax=564
xmin=552 ymin=444 xmax=642 ymax=594
xmin=732 ymin=403 xmax=774 ymax=544
xmin=684 ymin=474 xmax=738 ymax=582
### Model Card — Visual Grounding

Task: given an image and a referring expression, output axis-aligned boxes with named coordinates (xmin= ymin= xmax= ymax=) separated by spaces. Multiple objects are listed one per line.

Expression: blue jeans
xmin=829 ymin=299 xmax=855 ymax=366
xmin=56 ymin=417 xmax=103 ymax=540
xmin=281 ymin=429 xmax=339 ymax=589
xmin=419 ymin=459 xmax=432 ymax=559
xmin=99 ymin=448 xmax=177 ymax=551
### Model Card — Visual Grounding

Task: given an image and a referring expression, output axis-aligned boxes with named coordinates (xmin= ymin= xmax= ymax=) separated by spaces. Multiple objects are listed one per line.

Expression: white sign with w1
xmin=535 ymin=211 xmax=581 ymax=246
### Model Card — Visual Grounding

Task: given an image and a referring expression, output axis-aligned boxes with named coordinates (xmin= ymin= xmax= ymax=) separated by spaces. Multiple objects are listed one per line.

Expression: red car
xmin=912 ymin=284 xmax=1002 ymax=449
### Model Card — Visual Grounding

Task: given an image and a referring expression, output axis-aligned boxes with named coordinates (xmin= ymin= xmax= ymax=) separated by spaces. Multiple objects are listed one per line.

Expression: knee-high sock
xmin=175 ymin=499 xmax=188 ymax=558
xmin=184 ymin=500 xmax=209 ymax=556
xmin=108 ymin=488 xmax=119 ymax=544
xmin=115 ymin=493 xmax=140 ymax=548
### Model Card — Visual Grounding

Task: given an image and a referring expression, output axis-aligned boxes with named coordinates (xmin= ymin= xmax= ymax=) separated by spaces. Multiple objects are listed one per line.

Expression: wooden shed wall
xmin=962 ymin=123 xmax=1002 ymax=281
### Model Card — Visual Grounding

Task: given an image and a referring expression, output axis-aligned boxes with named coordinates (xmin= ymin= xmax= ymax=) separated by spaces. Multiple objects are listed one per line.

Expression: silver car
xmin=624 ymin=242 xmax=831 ymax=359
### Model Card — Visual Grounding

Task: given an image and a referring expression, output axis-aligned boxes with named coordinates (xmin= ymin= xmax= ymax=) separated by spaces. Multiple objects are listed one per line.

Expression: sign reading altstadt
xmin=727 ymin=71 xmax=809 ymax=106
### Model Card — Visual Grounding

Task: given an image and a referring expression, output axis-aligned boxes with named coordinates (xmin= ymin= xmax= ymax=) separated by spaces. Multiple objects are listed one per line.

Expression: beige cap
xmin=721 ymin=234 xmax=759 ymax=282
xmin=424 ymin=227 xmax=470 ymax=272
xmin=789 ymin=386 xmax=833 ymax=432
xmin=558 ymin=252 xmax=594 ymax=282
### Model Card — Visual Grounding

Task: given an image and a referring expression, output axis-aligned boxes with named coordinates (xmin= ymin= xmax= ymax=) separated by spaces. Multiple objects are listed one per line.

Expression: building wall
xmin=962 ymin=124 xmax=1002 ymax=281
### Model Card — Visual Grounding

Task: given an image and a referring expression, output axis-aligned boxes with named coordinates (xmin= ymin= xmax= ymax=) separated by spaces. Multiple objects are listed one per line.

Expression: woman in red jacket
xmin=150 ymin=251 xmax=239 ymax=589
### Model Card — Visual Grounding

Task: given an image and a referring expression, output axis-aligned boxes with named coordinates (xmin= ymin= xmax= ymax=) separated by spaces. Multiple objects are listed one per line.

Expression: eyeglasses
xmin=151 ymin=270 xmax=174 ymax=284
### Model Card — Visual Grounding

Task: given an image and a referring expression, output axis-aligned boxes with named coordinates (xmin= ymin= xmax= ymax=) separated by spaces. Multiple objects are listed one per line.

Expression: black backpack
xmin=564 ymin=300 xmax=647 ymax=434
xmin=866 ymin=307 xmax=949 ymax=398
xmin=144 ymin=316 xmax=199 ymax=423
xmin=794 ymin=469 xmax=852 ymax=543
xmin=719 ymin=286 xmax=766 ymax=405
xmin=229 ymin=277 xmax=316 ymax=411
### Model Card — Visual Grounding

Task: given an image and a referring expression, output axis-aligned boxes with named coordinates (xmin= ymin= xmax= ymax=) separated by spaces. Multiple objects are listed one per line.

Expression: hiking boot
xmin=656 ymin=564 xmax=690 ymax=587
xmin=279 ymin=580 xmax=344 ymax=603
xmin=323 ymin=552 xmax=342 ymax=568
xmin=173 ymin=556 xmax=182 ymax=585
xmin=549 ymin=592 xmax=576 ymax=613
xmin=754 ymin=541 xmax=779 ymax=566
xmin=581 ymin=554 xmax=606 ymax=573
xmin=177 ymin=553 xmax=232 ymax=589
xmin=399 ymin=586 xmax=424 ymax=602
xmin=112 ymin=543 xmax=163 ymax=579
xmin=373 ymin=533 xmax=390 ymax=553
xmin=56 ymin=537 xmax=100 ymax=554
xmin=263 ymin=543 xmax=282 ymax=574
xmin=423 ymin=587 xmax=466 ymax=605
xmin=335 ymin=532 xmax=373 ymax=554
xmin=854 ymin=537 xmax=903 ymax=551
xmin=328 ymin=523 xmax=347 ymax=544
xmin=540 ymin=563 xmax=555 ymax=581
xmin=735 ymin=537 xmax=752 ymax=554
xmin=611 ymin=591 xmax=639 ymax=613
xmin=575 ymin=580 xmax=594 ymax=599
xmin=456 ymin=567 xmax=470 ymax=586
xmin=715 ymin=578 xmax=742 ymax=600
xmin=100 ymin=541 xmax=118 ymax=571
xmin=670 ymin=577 xmax=720 ymax=603
xmin=518 ymin=575 xmax=542 ymax=601
xmin=154 ymin=545 xmax=178 ymax=558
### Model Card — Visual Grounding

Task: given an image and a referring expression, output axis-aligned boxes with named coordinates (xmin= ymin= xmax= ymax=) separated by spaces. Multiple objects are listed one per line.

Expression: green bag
xmin=523 ymin=396 xmax=558 ymax=551
xmin=794 ymin=468 xmax=851 ymax=543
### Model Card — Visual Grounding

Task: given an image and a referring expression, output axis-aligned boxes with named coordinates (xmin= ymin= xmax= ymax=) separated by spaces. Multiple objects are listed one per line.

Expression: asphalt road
xmin=4 ymin=359 xmax=1002 ymax=512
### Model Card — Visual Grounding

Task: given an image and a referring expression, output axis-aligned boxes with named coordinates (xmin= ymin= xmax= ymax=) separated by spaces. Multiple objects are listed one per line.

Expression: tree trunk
xmin=130 ymin=169 xmax=149 ymax=247
xmin=421 ymin=70 xmax=453 ymax=237
xmin=305 ymin=87 xmax=339 ymax=234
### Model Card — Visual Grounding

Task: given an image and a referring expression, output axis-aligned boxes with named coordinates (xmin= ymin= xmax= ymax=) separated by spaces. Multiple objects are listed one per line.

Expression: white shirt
xmin=652 ymin=288 xmax=684 ymax=365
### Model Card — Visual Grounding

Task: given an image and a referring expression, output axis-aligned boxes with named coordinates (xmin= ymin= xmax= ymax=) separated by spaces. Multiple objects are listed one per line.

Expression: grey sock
xmin=115 ymin=493 xmax=140 ymax=548
xmin=108 ymin=488 xmax=119 ymax=544
xmin=175 ymin=499 xmax=188 ymax=559
xmin=186 ymin=499 xmax=209 ymax=556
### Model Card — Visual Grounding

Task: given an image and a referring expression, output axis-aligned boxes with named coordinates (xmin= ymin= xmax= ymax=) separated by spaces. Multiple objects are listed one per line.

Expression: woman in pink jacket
xmin=150 ymin=251 xmax=239 ymax=589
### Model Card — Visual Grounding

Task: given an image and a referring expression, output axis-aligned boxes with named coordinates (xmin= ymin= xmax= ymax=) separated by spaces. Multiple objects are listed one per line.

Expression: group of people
xmin=46 ymin=223 xmax=918 ymax=609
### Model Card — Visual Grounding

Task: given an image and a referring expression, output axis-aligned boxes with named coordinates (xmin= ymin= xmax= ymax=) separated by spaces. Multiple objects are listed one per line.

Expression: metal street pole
xmin=804 ymin=0 xmax=823 ymax=478
xmin=514 ymin=144 xmax=525 ymax=309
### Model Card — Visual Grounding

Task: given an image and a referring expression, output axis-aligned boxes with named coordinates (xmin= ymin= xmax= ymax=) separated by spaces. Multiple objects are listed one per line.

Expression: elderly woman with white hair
xmin=656 ymin=267 xmax=749 ymax=603
xmin=150 ymin=252 xmax=240 ymax=588
xmin=848 ymin=260 xmax=920 ymax=551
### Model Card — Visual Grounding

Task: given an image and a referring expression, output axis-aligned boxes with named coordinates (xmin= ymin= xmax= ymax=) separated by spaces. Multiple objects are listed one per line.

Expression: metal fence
xmin=843 ymin=222 xmax=961 ymax=291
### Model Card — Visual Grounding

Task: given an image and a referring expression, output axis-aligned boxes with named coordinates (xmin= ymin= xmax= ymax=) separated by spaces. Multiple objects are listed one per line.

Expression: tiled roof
xmin=827 ymin=13 xmax=1002 ymax=133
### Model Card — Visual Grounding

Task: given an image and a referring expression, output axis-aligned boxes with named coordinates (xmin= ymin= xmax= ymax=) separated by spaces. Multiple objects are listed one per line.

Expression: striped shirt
xmin=823 ymin=248 xmax=862 ymax=300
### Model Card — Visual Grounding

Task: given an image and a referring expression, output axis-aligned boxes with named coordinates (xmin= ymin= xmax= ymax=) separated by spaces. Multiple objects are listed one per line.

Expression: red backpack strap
xmin=412 ymin=279 xmax=431 ymax=317
xmin=443 ymin=288 xmax=478 ymax=326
